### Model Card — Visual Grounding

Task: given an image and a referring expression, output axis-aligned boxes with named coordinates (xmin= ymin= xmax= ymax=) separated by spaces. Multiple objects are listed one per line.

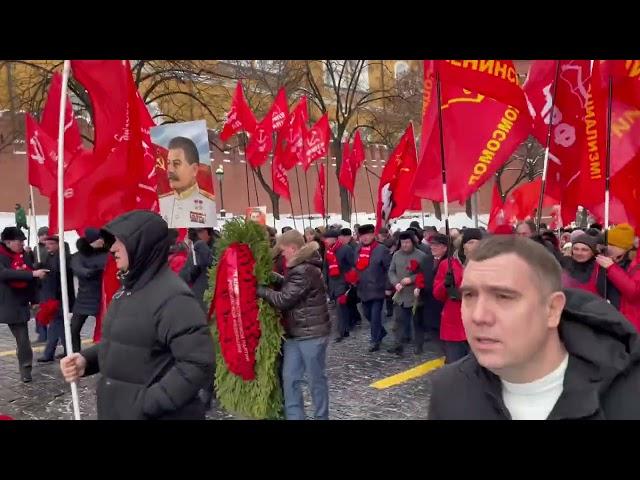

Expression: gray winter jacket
xmin=388 ymin=247 xmax=427 ymax=308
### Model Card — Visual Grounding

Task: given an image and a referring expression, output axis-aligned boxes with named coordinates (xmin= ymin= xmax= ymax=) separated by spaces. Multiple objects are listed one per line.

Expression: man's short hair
xmin=467 ymin=235 xmax=562 ymax=295
xmin=168 ymin=136 xmax=200 ymax=165
xmin=517 ymin=220 xmax=537 ymax=233
xmin=277 ymin=230 xmax=305 ymax=249
xmin=282 ymin=226 xmax=293 ymax=234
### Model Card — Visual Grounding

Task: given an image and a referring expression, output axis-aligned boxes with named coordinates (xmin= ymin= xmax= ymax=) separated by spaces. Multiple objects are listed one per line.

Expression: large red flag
xmin=40 ymin=72 xmax=84 ymax=156
xmin=351 ymin=130 xmax=365 ymax=172
xmin=219 ymin=82 xmax=257 ymax=141
xmin=523 ymin=60 xmax=591 ymax=204
xmin=246 ymin=88 xmax=290 ymax=168
xmin=488 ymin=178 xmax=556 ymax=232
xmin=246 ymin=116 xmax=273 ymax=168
xmin=438 ymin=60 xmax=530 ymax=114
xmin=413 ymin=60 xmax=531 ymax=204
xmin=269 ymin=87 xmax=289 ymax=132
xmin=376 ymin=124 xmax=420 ymax=230
xmin=272 ymin=137 xmax=291 ymax=201
xmin=338 ymin=141 xmax=355 ymax=194
xmin=282 ymin=97 xmax=308 ymax=170
xmin=313 ymin=163 xmax=326 ymax=217
xmin=303 ymin=113 xmax=330 ymax=171
xmin=26 ymin=114 xmax=59 ymax=197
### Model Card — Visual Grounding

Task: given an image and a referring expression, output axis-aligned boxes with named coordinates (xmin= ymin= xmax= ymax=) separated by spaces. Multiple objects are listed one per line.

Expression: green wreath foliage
xmin=204 ymin=219 xmax=284 ymax=419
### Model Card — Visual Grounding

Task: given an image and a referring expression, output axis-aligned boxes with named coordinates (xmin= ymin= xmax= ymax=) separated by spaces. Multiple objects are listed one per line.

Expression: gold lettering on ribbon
xmin=584 ymin=85 xmax=602 ymax=180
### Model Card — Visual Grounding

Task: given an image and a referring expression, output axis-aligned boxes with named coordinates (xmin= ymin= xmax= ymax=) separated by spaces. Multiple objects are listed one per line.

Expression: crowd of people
xmin=2 ymin=210 xmax=640 ymax=420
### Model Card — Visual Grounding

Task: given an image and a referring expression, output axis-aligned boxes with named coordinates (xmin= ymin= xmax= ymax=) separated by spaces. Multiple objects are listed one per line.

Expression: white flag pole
xmin=29 ymin=186 xmax=40 ymax=263
xmin=57 ymin=60 xmax=81 ymax=420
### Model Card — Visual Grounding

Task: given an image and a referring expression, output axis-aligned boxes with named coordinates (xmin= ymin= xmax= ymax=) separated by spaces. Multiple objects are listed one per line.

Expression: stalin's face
xmin=167 ymin=148 xmax=198 ymax=194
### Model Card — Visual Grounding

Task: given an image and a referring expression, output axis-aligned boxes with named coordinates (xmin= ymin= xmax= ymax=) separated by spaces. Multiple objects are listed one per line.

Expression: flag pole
xmin=472 ymin=192 xmax=479 ymax=228
xmin=290 ymin=199 xmax=298 ymax=231
xmin=536 ymin=60 xmax=561 ymax=233
xmin=57 ymin=60 xmax=81 ymax=420
xmin=293 ymin=165 xmax=306 ymax=230
xmin=28 ymin=187 xmax=37 ymax=249
xmin=304 ymin=169 xmax=312 ymax=227
xmin=364 ymin=163 xmax=376 ymax=214
xmin=435 ymin=70 xmax=456 ymax=285
xmin=325 ymin=152 xmax=330 ymax=228
xmin=603 ymin=72 xmax=614 ymax=301
xmin=352 ymin=193 xmax=358 ymax=226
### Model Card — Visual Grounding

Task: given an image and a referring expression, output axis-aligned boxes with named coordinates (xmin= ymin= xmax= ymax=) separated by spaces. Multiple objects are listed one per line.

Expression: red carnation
xmin=407 ymin=259 xmax=420 ymax=273
xmin=415 ymin=272 xmax=425 ymax=289
xmin=345 ymin=269 xmax=359 ymax=285
xmin=337 ymin=293 xmax=349 ymax=305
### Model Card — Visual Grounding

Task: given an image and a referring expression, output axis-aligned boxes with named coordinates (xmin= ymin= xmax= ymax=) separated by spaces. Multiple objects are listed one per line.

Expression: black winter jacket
xmin=71 ymin=238 xmax=108 ymax=316
xmin=82 ymin=210 xmax=215 ymax=420
xmin=38 ymin=248 xmax=75 ymax=312
xmin=0 ymin=243 xmax=36 ymax=325
xmin=179 ymin=239 xmax=214 ymax=311
xmin=258 ymin=242 xmax=330 ymax=340
xmin=428 ymin=288 xmax=640 ymax=420
xmin=355 ymin=242 xmax=392 ymax=302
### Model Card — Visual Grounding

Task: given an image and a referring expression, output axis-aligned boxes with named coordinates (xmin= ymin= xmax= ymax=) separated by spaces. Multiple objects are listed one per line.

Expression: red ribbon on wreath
xmin=212 ymin=242 xmax=261 ymax=381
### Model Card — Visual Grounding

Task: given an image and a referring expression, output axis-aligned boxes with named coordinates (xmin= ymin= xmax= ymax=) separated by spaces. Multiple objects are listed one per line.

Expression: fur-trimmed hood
xmin=287 ymin=241 xmax=323 ymax=269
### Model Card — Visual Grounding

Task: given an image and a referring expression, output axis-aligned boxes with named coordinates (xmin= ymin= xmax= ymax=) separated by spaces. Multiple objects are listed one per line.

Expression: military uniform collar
xmin=174 ymin=183 xmax=199 ymax=200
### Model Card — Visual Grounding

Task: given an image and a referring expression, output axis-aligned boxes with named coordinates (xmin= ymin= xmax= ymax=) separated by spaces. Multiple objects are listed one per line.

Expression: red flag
xmin=351 ymin=130 xmax=365 ymax=172
xmin=601 ymin=60 xmax=640 ymax=109
xmin=40 ymin=72 xmax=84 ymax=155
xmin=219 ymin=82 xmax=257 ymax=141
xmin=303 ymin=113 xmax=330 ymax=171
xmin=339 ymin=141 xmax=355 ymax=194
xmin=524 ymin=60 xmax=591 ymax=204
xmin=272 ymin=135 xmax=291 ymax=201
xmin=376 ymin=124 xmax=420 ymax=230
xmin=26 ymin=114 xmax=60 ymax=197
xmin=413 ymin=60 xmax=531 ymax=204
xmin=246 ymin=116 xmax=273 ymax=168
xmin=438 ymin=60 xmax=529 ymax=114
xmin=488 ymin=178 xmax=555 ymax=232
xmin=270 ymin=87 xmax=289 ymax=132
xmin=282 ymin=97 xmax=308 ymax=170
xmin=50 ymin=61 xmax=157 ymax=231
xmin=313 ymin=163 xmax=326 ymax=217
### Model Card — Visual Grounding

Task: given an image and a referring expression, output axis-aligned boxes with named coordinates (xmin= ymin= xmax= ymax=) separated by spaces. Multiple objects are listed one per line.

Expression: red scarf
xmin=0 ymin=244 xmax=32 ymax=289
xmin=356 ymin=242 xmax=378 ymax=271
xmin=326 ymin=241 xmax=343 ymax=278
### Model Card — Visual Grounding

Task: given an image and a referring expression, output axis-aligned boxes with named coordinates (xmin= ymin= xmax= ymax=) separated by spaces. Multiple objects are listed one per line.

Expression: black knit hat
xmin=572 ymin=233 xmax=598 ymax=253
xmin=340 ymin=228 xmax=352 ymax=237
xmin=324 ymin=229 xmax=340 ymax=239
xmin=357 ymin=224 xmax=375 ymax=235
xmin=398 ymin=230 xmax=416 ymax=242
xmin=1 ymin=227 xmax=26 ymax=242
xmin=461 ymin=228 xmax=483 ymax=247
xmin=429 ymin=233 xmax=449 ymax=246
xmin=37 ymin=226 xmax=50 ymax=237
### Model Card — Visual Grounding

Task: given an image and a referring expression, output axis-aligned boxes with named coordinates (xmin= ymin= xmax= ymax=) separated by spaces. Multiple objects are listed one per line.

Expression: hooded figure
xmin=60 ymin=210 xmax=215 ymax=420
xmin=69 ymin=228 xmax=109 ymax=353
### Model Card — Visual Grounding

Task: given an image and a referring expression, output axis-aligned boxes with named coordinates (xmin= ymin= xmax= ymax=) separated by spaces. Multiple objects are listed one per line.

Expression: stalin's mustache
xmin=168 ymin=173 xmax=180 ymax=182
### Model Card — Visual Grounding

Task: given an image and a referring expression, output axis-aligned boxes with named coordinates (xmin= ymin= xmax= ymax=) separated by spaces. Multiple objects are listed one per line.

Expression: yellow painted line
xmin=0 ymin=339 xmax=93 ymax=357
xmin=370 ymin=356 xmax=445 ymax=390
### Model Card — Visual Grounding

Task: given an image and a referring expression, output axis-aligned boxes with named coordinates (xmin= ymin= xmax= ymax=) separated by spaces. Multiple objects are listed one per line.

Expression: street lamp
xmin=215 ymin=164 xmax=225 ymax=217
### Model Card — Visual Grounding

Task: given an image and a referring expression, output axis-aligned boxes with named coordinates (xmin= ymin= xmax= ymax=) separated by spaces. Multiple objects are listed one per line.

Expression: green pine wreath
xmin=204 ymin=219 xmax=284 ymax=419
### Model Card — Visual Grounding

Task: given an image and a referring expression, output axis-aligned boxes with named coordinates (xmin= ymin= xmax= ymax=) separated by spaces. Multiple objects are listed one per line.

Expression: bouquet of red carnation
xmin=407 ymin=259 xmax=420 ymax=273
xmin=412 ymin=272 xmax=426 ymax=315
xmin=345 ymin=269 xmax=359 ymax=286
xmin=35 ymin=299 xmax=61 ymax=327
xmin=337 ymin=292 xmax=349 ymax=305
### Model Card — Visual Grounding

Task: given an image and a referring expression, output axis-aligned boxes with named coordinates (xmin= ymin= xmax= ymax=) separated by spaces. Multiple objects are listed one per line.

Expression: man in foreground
xmin=428 ymin=235 xmax=640 ymax=420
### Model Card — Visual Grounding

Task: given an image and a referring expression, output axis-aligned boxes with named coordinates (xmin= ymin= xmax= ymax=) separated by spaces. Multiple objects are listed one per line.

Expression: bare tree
xmin=494 ymin=135 xmax=545 ymax=201
xmin=299 ymin=60 xmax=414 ymax=221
